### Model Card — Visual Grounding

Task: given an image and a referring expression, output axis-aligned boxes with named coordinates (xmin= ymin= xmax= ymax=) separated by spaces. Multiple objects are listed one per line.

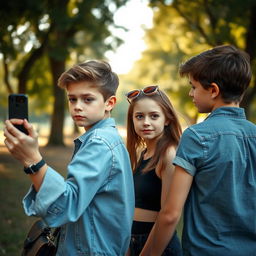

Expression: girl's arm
xmin=141 ymin=166 xmax=193 ymax=255
xmin=139 ymin=147 xmax=177 ymax=255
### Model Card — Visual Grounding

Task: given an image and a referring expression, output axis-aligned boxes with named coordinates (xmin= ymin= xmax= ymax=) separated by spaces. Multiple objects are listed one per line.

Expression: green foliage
xmin=124 ymin=0 xmax=256 ymax=123
xmin=0 ymin=0 xmax=129 ymax=115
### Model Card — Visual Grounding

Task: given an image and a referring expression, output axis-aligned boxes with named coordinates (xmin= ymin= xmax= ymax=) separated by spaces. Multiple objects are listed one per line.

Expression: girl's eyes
xmin=135 ymin=114 xmax=143 ymax=120
xmin=134 ymin=114 xmax=160 ymax=120
xmin=151 ymin=114 xmax=159 ymax=119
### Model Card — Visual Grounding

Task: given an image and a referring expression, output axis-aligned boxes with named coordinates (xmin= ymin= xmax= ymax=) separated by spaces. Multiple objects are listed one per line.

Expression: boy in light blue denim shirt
xmin=4 ymin=60 xmax=135 ymax=255
xmin=140 ymin=45 xmax=256 ymax=256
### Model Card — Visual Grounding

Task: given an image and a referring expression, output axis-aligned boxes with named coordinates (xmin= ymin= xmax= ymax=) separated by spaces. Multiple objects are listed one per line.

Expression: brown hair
xmin=58 ymin=60 xmax=119 ymax=100
xmin=179 ymin=45 xmax=252 ymax=103
xmin=126 ymin=88 xmax=182 ymax=173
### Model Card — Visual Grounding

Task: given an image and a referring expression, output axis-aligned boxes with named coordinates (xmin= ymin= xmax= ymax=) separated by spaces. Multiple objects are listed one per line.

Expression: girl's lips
xmin=142 ymin=130 xmax=152 ymax=133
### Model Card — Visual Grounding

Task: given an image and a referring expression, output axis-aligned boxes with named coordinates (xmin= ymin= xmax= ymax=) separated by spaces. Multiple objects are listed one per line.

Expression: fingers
xmin=23 ymin=119 xmax=36 ymax=137
xmin=4 ymin=137 xmax=13 ymax=151
xmin=5 ymin=119 xmax=36 ymax=138
xmin=4 ymin=121 xmax=23 ymax=151
xmin=4 ymin=120 xmax=20 ymax=139
xmin=7 ymin=118 xmax=24 ymax=125
xmin=4 ymin=119 xmax=41 ymax=166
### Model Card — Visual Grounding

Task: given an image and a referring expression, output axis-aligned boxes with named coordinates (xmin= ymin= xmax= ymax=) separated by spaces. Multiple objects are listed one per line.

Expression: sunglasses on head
xmin=126 ymin=85 xmax=160 ymax=103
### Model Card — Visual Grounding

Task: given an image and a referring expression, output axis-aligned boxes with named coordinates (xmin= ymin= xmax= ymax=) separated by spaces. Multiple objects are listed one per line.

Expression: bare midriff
xmin=133 ymin=208 xmax=158 ymax=222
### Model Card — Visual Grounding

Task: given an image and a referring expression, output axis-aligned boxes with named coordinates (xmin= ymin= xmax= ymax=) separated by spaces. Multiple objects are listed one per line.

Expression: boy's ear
xmin=105 ymin=96 xmax=116 ymax=111
xmin=210 ymin=82 xmax=220 ymax=99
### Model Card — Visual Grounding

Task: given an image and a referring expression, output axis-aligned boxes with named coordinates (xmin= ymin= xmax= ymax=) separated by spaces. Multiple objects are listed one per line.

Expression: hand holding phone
xmin=8 ymin=94 xmax=29 ymax=134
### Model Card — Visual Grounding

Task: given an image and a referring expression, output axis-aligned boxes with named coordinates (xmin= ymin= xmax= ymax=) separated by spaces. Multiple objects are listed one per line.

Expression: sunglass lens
xmin=143 ymin=86 xmax=158 ymax=94
xmin=127 ymin=90 xmax=140 ymax=99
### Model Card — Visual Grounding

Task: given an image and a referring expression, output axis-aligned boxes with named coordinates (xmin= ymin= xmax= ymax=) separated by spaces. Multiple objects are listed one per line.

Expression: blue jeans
xmin=130 ymin=221 xmax=182 ymax=256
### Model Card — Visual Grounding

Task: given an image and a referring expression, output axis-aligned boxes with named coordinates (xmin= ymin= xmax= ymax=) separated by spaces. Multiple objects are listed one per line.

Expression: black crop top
xmin=133 ymin=158 xmax=162 ymax=211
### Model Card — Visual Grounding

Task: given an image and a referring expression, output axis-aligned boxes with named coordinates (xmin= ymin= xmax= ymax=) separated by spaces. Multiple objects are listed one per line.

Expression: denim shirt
xmin=23 ymin=118 xmax=135 ymax=256
xmin=173 ymin=107 xmax=256 ymax=256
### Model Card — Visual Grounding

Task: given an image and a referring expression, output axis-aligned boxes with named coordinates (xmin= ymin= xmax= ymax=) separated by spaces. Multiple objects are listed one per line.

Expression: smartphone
xmin=8 ymin=94 xmax=29 ymax=134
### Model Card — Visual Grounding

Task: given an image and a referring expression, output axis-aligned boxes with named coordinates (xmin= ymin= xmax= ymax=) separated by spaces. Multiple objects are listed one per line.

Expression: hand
xmin=4 ymin=119 xmax=42 ymax=167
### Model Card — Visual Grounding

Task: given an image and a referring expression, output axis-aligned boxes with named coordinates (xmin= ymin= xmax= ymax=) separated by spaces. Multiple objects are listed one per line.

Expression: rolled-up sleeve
xmin=173 ymin=127 xmax=205 ymax=176
xmin=23 ymin=168 xmax=66 ymax=217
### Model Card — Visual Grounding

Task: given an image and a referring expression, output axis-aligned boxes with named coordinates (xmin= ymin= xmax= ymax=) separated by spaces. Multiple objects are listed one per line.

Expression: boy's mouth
xmin=73 ymin=115 xmax=85 ymax=121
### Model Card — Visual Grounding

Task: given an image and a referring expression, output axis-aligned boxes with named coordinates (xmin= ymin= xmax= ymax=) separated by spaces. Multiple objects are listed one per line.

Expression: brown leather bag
xmin=21 ymin=220 xmax=60 ymax=256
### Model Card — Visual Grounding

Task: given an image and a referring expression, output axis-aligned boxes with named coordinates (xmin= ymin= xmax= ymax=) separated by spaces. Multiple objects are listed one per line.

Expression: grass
xmin=0 ymin=145 xmax=73 ymax=256
xmin=0 ymin=143 xmax=183 ymax=255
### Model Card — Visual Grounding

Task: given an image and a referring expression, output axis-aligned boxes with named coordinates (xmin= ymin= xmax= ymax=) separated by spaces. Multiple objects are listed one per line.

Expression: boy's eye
xmin=68 ymin=98 xmax=76 ymax=103
xmin=83 ymin=97 xmax=94 ymax=103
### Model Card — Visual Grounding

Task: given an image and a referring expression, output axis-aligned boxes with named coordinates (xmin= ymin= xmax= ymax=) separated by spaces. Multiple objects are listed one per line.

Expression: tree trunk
xmin=47 ymin=58 xmax=66 ymax=146
xmin=241 ymin=4 xmax=256 ymax=120
xmin=17 ymin=31 xmax=50 ymax=94
xmin=3 ymin=54 xmax=14 ymax=94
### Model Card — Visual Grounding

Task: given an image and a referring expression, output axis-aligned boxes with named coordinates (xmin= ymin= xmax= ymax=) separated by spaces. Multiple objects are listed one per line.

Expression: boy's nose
xmin=189 ymin=88 xmax=193 ymax=97
xmin=74 ymin=100 xmax=83 ymax=110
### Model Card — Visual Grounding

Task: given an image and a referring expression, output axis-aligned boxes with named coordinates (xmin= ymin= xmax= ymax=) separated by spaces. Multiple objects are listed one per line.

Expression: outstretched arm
xmin=140 ymin=166 xmax=193 ymax=255
xmin=4 ymin=119 xmax=47 ymax=191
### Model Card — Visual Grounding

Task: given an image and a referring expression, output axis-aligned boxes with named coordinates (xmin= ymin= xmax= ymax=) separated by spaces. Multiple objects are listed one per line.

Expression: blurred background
xmin=0 ymin=0 xmax=255 ymax=255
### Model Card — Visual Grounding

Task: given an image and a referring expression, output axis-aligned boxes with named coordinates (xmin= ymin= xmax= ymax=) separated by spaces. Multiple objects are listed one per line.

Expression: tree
xmin=0 ymin=0 xmax=49 ymax=94
xmin=128 ymin=0 xmax=256 ymax=122
xmin=168 ymin=0 xmax=256 ymax=119
xmin=0 ymin=0 xmax=129 ymax=145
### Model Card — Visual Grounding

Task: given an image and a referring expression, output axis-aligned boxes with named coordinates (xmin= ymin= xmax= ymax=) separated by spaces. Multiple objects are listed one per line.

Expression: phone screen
xmin=8 ymin=94 xmax=29 ymax=134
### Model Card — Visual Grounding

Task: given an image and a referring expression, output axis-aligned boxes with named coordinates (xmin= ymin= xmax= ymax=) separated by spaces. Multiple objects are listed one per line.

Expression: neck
xmin=212 ymin=100 xmax=239 ymax=111
xmin=144 ymin=142 xmax=157 ymax=159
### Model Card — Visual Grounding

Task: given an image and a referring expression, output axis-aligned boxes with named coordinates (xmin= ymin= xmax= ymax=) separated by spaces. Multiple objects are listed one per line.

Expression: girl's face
xmin=132 ymin=98 xmax=168 ymax=143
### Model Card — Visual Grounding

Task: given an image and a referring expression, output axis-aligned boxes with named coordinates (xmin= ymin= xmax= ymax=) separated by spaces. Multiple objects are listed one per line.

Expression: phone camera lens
xmin=16 ymin=96 xmax=25 ymax=103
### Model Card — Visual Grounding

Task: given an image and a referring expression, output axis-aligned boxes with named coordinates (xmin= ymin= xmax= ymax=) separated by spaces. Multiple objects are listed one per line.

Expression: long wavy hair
xmin=126 ymin=88 xmax=182 ymax=173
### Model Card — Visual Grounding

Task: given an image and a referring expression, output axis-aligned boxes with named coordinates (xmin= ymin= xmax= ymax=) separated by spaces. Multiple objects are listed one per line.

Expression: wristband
xmin=24 ymin=159 xmax=46 ymax=174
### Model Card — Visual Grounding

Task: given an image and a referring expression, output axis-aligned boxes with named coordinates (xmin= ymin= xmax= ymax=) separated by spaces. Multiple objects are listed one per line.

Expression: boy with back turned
xmin=4 ymin=60 xmax=135 ymax=255
xmin=140 ymin=45 xmax=256 ymax=256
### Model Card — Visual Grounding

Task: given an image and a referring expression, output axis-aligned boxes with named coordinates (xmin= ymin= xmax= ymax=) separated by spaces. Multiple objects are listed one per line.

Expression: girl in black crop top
xmin=125 ymin=86 xmax=183 ymax=256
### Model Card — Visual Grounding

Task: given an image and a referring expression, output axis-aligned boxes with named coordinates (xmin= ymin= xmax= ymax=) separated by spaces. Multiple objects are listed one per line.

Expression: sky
xmin=106 ymin=0 xmax=153 ymax=74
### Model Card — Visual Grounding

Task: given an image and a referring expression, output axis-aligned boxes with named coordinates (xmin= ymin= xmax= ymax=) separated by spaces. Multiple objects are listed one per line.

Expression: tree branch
xmin=2 ymin=53 xmax=14 ymax=94
xmin=172 ymin=2 xmax=213 ymax=46
xmin=17 ymin=26 xmax=52 ymax=93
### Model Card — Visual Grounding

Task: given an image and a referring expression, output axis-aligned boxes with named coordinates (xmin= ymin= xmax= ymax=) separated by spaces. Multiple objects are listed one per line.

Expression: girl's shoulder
xmin=155 ymin=146 xmax=176 ymax=178
xmin=163 ymin=146 xmax=176 ymax=164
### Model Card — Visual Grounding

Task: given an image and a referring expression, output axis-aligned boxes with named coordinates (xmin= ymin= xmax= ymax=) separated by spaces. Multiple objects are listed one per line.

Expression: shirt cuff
xmin=23 ymin=166 xmax=66 ymax=217
xmin=173 ymin=156 xmax=196 ymax=176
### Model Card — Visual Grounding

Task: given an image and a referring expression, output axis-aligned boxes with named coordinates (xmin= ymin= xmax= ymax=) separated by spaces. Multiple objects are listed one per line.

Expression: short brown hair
xmin=58 ymin=60 xmax=119 ymax=100
xmin=179 ymin=45 xmax=252 ymax=103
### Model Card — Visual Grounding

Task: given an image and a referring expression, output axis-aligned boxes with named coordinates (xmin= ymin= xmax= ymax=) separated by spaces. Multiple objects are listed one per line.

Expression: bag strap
xmin=24 ymin=220 xmax=60 ymax=249
xmin=53 ymin=227 xmax=61 ymax=248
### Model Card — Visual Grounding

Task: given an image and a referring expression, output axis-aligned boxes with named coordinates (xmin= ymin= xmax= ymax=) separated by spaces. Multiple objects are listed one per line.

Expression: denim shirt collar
xmin=76 ymin=118 xmax=116 ymax=143
xmin=72 ymin=118 xmax=116 ymax=159
xmin=206 ymin=107 xmax=246 ymax=121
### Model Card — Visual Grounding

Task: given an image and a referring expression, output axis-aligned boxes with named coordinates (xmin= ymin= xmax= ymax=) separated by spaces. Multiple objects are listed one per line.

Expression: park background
xmin=0 ymin=0 xmax=255 ymax=255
